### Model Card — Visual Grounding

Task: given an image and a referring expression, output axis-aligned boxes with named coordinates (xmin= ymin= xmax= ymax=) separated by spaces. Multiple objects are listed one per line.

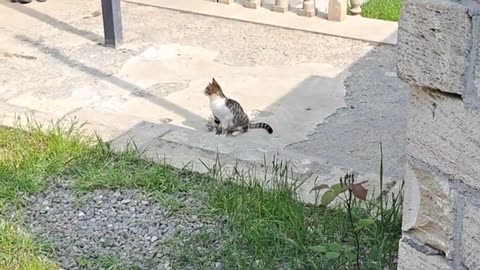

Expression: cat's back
xmin=225 ymin=98 xmax=245 ymax=113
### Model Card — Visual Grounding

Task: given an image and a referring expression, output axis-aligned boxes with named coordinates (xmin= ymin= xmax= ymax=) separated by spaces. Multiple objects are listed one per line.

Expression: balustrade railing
xmin=212 ymin=0 xmax=363 ymax=22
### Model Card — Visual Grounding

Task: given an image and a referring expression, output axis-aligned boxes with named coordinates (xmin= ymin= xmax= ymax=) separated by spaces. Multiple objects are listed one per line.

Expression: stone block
xmin=472 ymin=16 xmax=480 ymax=105
xmin=272 ymin=0 xmax=289 ymax=12
xmin=298 ymin=0 xmax=316 ymax=17
xmin=297 ymin=9 xmax=316 ymax=17
xmin=461 ymin=201 xmax=480 ymax=269
xmin=327 ymin=0 xmax=347 ymax=22
xmin=397 ymin=0 xmax=472 ymax=95
xmin=217 ymin=0 xmax=234 ymax=4
xmin=272 ymin=6 xmax=289 ymax=12
xmin=406 ymin=86 xmax=480 ymax=190
xmin=160 ymin=127 xmax=238 ymax=155
xmin=109 ymin=121 xmax=172 ymax=151
xmin=243 ymin=0 xmax=260 ymax=9
xmin=397 ymin=236 xmax=450 ymax=270
xmin=402 ymin=163 xmax=453 ymax=252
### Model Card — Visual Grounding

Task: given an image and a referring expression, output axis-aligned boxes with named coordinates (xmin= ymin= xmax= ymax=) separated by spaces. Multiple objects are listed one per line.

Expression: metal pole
xmin=101 ymin=0 xmax=123 ymax=48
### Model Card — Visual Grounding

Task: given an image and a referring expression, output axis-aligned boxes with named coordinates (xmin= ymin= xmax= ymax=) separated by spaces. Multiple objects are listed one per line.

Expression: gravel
xmin=20 ymin=178 xmax=213 ymax=270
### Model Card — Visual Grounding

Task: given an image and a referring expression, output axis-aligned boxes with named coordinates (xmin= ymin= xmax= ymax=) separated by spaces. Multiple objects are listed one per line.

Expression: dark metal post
xmin=101 ymin=0 xmax=123 ymax=48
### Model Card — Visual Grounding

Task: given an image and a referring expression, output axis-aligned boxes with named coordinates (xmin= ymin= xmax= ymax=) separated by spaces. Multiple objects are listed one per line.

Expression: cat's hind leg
xmin=231 ymin=125 xmax=248 ymax=137
xmin=213 ymin=116 xmax=222 ymax=135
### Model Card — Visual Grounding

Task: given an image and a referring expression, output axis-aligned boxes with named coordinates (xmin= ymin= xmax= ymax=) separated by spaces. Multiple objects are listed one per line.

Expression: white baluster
xmin=298 ymin=0 xmax=316 ymax=17
xmin=243 ymin=0 xmax=261 ymax=9
xmin=272 ymin=0 xmax=289 ymax=12
xmin=349 ymin=0 xmax=362 ymax=16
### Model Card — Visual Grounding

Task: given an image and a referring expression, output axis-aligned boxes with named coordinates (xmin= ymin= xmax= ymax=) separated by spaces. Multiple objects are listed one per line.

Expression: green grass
xmin=0 ymin=221 xmax=57 ymax=270
xmin=72 ymin=142 xmax=187 ymax=194
xmin=0 ymin=119 xmax=93 ymax=206
xmin=0 ymin=119 xmax=403 ymax=270
xmin=0 ymin=119 xmax=192 ymax=269
xmin=75 ymin=253 xmax=142 ymax=270
xmin=169 ymin=164 xmax=403 ymax=269
xmin=361 ymin=0 xmax=403 ymax=22
xmin=0 ymin=119 xmax=92 ymax=270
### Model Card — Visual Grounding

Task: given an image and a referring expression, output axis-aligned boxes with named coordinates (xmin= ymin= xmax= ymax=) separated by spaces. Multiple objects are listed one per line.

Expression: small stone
xmin=78 ymin=211 xmax=85 ymax=217
xmin=121 ymin=199 xmax=131 ymax=204
xmin=160 ymin=118 xmax=172 ymax=123
xmin=151 ymin=236 xmax=158 ymax=243
xmin=385 ymin=71 xmax=397 ymax=78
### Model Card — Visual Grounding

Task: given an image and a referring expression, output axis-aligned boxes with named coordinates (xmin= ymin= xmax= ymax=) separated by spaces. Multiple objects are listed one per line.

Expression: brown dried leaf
xmin=351 ymin=183 xmax=368 ymax=201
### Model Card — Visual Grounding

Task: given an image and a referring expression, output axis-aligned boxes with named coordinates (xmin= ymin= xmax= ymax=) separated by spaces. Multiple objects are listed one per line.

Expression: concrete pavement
xmin=0 ymin=0 xmax=408 ymax=203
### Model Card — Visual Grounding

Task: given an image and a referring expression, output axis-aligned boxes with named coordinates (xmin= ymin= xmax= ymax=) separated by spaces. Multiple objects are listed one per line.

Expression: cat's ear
xmin=212 ymin=78 xmax=219 ymax=86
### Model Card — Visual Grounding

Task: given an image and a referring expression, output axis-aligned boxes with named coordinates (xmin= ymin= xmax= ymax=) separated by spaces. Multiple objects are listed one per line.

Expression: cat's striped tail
xmin=249 ymin=122 xmax=273 ymax=134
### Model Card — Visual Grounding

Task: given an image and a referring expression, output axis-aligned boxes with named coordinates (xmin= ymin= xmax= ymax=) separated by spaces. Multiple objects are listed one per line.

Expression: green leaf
xmin=321 ymin=190 xmax=336 ymax=206
xmin=368 ymin=246 xmax=380 ymax=260
xmin=358 ymin=218 xmax=375 ymax=227
xmin=310 ymin=184 xmax=329 ymax=192
xmin=327 ymin=242 xmax=343 ymax=252
xmin=330 ymin=183 xmax=348 ymax=194
xmin=344 ymin=248 xmax=356 ymax=261
xmin=309 ymin=245 xmax=327 ymax=253
xmin=325 ymin=251 xmax=340 ymax=260
xmin=355 ymin=218 xmax=376 ymax=231
xmin=278 ymin=234 xmax=303 ymax=251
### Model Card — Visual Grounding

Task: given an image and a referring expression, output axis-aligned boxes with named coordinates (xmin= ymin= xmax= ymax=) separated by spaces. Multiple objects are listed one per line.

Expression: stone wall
xmin=397 ymin=0 xmax=480 ymax=269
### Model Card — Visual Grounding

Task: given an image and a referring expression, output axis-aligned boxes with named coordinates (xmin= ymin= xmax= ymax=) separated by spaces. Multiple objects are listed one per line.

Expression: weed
xmin=310 ymin=143 xmax=403 ymax=269
xmin=171 ymin=148 xmax=403 ymax=269
xmin=74 ymin=253 xmax=141 ymax=270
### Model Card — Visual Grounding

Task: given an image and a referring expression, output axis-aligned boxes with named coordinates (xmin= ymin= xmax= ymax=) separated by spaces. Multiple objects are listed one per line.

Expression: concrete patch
xmin=108 ymin=44 xmax=349 ymax=149
xmin=7 ymin=85 xmax=103 ymax=116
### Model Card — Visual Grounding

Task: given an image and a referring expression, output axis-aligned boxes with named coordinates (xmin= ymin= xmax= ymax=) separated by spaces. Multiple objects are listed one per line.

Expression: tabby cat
xmin=204 ymin=78 xmax=273 ymax=136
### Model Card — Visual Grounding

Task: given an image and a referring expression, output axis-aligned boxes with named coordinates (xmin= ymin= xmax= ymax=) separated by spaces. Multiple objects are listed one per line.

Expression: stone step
xmin=111 ymin=121 xmax=400 ymax=204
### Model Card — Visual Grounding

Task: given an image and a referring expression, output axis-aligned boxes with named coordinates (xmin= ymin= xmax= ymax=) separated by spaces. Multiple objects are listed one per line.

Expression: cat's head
xmin=204 ymin=78 xmax=224 ymax=97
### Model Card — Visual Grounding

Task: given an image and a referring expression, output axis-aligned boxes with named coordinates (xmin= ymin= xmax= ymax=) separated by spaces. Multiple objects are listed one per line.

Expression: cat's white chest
xmin=210 ymin=97 xmax=232 ymax=120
